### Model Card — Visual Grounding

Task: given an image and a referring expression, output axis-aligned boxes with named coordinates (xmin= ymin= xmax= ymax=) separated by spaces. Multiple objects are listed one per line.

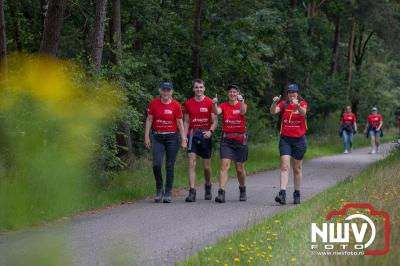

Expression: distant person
xmin=364 ymin=107 xmax=383 ymax=154
xmin=338 ymin=106 xmax=357 ymax=154
xmin=183 ymin=79 xmax=218 ymax=202
xmin=270 ymin=84 xmax=308 ymax=205
xmin=144 ymin=82 xmax=187 ymax=203
xmin=212 ymin=85 xmax=248 ymax=203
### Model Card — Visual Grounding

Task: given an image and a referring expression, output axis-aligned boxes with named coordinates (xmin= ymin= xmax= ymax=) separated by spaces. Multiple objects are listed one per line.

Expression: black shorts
xmin=187 ymin=133 xmax=212 ymax=159
xmin=279 ymin=135 xmax=307 ymax=160
xmin=220 ymin=138 xmax=248 ymax=163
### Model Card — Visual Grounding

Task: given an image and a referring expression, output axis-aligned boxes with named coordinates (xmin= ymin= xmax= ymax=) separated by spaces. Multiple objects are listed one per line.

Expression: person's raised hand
xmin=272 ymin=95 xmax=281 ymax=103
xmin=212 ymin=94 xmax=218 ymax=104
xmin=237 ymin=93 xmax=244 ymax=102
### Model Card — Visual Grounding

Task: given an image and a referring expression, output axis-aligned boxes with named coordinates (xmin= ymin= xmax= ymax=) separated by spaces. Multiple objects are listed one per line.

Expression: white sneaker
xmin=344 ymin=150 xmax=349 ymax=154
xmin=350 ymin=148 xmax=353 ymax=153
xmin=370 ymin=149 xmax=376 ymax=154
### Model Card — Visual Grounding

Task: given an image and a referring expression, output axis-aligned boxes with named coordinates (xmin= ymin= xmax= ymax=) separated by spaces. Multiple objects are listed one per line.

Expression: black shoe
xmin=154 ymin=189 xmax=163 ymax=203
xmin=275 ymin=189 xmax=286 ymax=205
xmin=163 ymin=191 xmax=172 ymax=203
xmin=215 ymin=188 xmax=225 ymax=203
xmin=293 ymin=190 xmax=301 ymax=204
xmin=185 ymin=188 xmax=196 ymax=202
xmin=204 ymin=183 xmax=212 ymax=200
xmin=239 ymin=186 xmax=247 ymax=201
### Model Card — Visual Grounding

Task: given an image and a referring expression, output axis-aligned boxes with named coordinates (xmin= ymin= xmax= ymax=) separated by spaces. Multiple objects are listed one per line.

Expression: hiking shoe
xmin=293 ymin=190 xmax=301 ymax=204
xmin=275 ymin=189 xmax=286 ymax=205
xmin=154 ymin=189 xmax=163 ymax=203
xmin=204 ymin=183 xmax=212 ymax=200
xmin=239 ymin=186 xmax=247 ymax=201
xmin=185 ymin=188 xmax=196 ymax=202
xmin=215 ymin=188 xmax=225 ymax=203
xmin=163 ymin=191 xmax=172 ymax=203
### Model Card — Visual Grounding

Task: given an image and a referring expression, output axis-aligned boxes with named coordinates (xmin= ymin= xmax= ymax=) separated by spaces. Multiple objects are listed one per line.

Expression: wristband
xmin=209 ymin=129 xmax=214 ymax=134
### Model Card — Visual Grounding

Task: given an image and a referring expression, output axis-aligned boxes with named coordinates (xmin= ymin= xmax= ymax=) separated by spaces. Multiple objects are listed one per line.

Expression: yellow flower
xmin=291 ymin=257 xmax=297 ymax=262
xmin=234 ymin=257 xmax=240 ymax=263
xmin=268 ymin=246 xmax=273 ymax=250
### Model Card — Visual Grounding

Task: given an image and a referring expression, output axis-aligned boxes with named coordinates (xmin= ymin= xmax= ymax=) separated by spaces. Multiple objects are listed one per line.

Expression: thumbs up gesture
xmin=273 ymin=95 xmax=281 ymax=103
xmin=237 ymin=93 xmax=244 ymax=102
xmin=212 ymin=94 xmax=218 ymax=104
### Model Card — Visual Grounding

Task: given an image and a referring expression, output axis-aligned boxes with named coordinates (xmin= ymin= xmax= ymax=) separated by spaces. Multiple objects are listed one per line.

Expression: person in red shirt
xmin=364 ymin=107 xmax=383 ymax=154
xmin=270 ymin=83 xmax=307 ymax=205
xmin=338 ymin=106 xmax=358 ymax=154
xmin=212 ymin=84 xmax=248 ymax=203
xmin=144 ymin=82 xmax=186 ymax=203
xmin=183 ymin=79 xmax=218 ymax=202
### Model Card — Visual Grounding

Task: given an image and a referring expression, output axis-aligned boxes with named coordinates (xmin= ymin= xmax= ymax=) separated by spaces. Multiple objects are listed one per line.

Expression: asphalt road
xmin=0 ymin=143 xmax=395 ymax=266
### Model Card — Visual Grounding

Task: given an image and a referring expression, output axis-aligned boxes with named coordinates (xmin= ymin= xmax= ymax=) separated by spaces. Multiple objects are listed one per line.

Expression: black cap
xmin=160 ymin=82 xmax=173 ymax=90
xmin=227 ymin=84 xmax=240 ymax=91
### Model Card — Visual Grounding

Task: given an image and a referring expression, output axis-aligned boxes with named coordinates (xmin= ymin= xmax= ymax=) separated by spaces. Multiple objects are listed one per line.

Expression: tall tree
xmin=109 ymin=0 xmax=121 ymax=65
xmin=329 ymin=16 xmax=340 ymax=76
xmin=91 ymin=0 xmax=108 ymax=70
xmin=191 ymin=0 xmax=202 ymax=79
xmin=39 ymin=0 xmax=66 ymax=55
xmin=109 ymin=0 xmax=135 ymax=166
xmin=0 ymin=0 xmax=6 ymax=68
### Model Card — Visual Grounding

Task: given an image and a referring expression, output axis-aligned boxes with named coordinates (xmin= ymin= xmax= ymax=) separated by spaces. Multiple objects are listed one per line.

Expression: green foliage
xmin=2 ymin=0 xmax=400 ymax=173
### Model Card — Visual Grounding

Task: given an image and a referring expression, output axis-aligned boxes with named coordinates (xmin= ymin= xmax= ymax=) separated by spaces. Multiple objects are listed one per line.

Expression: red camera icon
xmin=326 ymin=203 xmax=390 ymax=255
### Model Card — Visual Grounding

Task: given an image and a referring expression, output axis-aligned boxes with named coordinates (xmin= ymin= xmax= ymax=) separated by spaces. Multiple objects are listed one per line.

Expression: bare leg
xmin=203 ymin=159 xmax=211 ymax=185
xmin=293 ymin=159 xmax=303 ymax=190
xmin=235 ymin=162 xmax=246 ymax=187
xmin=188 ymin=153 xmax=197 ymax=188
xmin=280 ymin=155 xmax=291 ymax=190
xmin=219 ymin=159 xmax=231 ymax=189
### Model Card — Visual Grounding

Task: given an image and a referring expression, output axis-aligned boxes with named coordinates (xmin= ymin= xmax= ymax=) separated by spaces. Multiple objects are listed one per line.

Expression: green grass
xmin=0 ymin=131 xmax=396 ymax=232
xmin=180 ymin=146 xmax=400 ymax=266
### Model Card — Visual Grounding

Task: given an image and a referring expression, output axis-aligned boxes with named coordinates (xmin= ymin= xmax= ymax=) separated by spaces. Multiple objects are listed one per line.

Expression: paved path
xmin=0 ymin=143 xmax=396 ymax=266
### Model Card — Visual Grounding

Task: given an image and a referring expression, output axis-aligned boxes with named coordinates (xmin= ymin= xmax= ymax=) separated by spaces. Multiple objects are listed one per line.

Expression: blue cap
xmin=227 ymin=84 xmax=240 ymax=91
xmin=287 ymin=83 xmax=299 ymax=92
xmin=160 ymin=82 xmax=173 ymax=90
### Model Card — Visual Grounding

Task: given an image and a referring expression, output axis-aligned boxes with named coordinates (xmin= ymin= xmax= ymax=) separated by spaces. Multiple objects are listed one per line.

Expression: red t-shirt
xmin=147 ymin=98 xmax=183 ymax=132
xmin=278 ymin=100 xmax=308 ymax=138
xmin=220 ymin=101 xmax=247 ymax=142
xmin=184 ymin=96 xmax=213 ymax=129
xmin=368 ymin=114 xmax=382 ymax=129
xmin=341 ymin=113 xmax=357 ymax=126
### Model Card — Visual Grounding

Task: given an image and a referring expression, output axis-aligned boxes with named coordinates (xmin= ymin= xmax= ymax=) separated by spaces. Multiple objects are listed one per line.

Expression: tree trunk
xmin=109 ymin=0 xmax=135 ymax=166
xmin=109 ymin=0 xmax=121 ymax=65
xmin=347 ymin=19 xmax=356 ymax=84
xmin=0 ymin=0 xmax=7 ymax=67
xmin=329 ymin=16 xmax=340 ymax=76
xmin=290 ymin=0 xmax=297 ymax=9
xmin=39 ymin=0 xmax=66 ymax=56
xmin=91 ymin=0 xmax=108 ymax=71
xmin=346 ymin=19 xmax=356 ymax=103
xmin=133 ymin=20 xmax=143 ymax=51
xmin=191 ymin=0 xmax=202 ymax=79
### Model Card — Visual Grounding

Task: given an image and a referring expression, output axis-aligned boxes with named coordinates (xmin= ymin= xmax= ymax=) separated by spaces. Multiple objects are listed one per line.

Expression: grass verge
xmin=180 ymin=146 xmax=400 ymax=266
